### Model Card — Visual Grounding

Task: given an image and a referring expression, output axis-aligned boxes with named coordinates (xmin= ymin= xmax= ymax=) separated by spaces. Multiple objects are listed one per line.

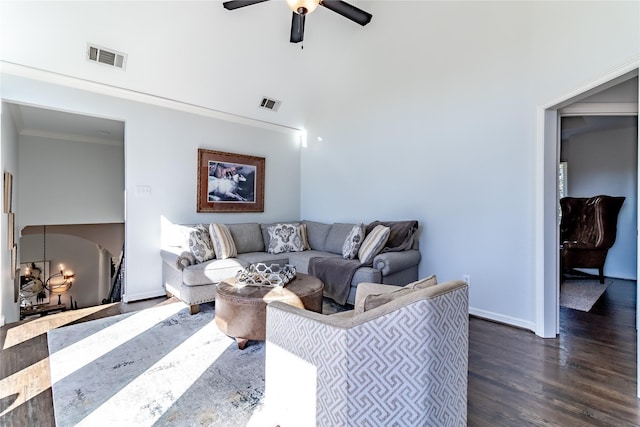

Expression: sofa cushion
xmin=267 ymin=223 xmax=306 ymax=254
xmin=358 ymin=225 xmax=390 ymax=264
xmin=325 ymin=223 xmax=356 ymax=255
xmin=342 ymin=223 xmax=365 ymax=259
xmin=287 ymin=250 xmax=340 ymax=274
xmin=187 ymin=224 xmax=215 ymax=263
xmin=236 ymin=252 xmax=290 ymax=266
xmin=302 ymin=220 xmax=332 ymax=251
xmin=209 ymin=223 xmax=238 ymax=260
xmin=182 ymin=257 xmax=247 ymax=286
xmin=227 ymin=223 xmax=264 ymax=254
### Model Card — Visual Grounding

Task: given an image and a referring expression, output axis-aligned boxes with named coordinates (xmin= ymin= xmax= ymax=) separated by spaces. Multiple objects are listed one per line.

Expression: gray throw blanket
xmin=366 ymin=220 xmax=418 ymax=252
xmin=308 ymin=257 xmax=362 ymax=305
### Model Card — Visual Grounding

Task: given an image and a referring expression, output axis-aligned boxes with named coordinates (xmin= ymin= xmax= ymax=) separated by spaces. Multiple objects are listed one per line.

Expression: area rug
xmin=47 ymin=302 xmax=270 ymax=427
xmin=560 ymin=279 xmax=612 ymax=312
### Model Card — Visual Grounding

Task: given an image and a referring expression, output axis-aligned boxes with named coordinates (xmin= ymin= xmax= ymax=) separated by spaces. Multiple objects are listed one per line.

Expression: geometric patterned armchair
xmin=560 ymin=195 xmax=625 ymax=284
xmin=263 ymin=279 xmax=468 ymax=426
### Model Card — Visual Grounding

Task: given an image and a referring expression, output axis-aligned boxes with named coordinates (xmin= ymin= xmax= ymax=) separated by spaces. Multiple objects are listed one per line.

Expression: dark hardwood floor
xmin=1 ymin=280 xmax=638 ymax=426
xmin=469 ymin=278 xmax=640 ymax=426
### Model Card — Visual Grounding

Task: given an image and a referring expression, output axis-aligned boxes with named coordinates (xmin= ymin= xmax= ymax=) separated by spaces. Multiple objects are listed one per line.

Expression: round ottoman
xmin=215 ymin=273 xmax=324 ymax=349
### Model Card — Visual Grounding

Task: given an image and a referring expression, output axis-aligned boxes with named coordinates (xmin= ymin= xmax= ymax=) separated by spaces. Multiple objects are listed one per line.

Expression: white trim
xmin=469 ymin=307 xmax=536 ymax=333
xmin=560 ymin=102 xmax=638 ymax=116
xmin=122 ymin=289 xmax=166 ymax=303
xmin=0 ymin=61 xmax=303 ymax=136
xmin=19 ymin=128 xmax=123 ymax=146
xmin=542 ymin=59 xmax=639 ymax=110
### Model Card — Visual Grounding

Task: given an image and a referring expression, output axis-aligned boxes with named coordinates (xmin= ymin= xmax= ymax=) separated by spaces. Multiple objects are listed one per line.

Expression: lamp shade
xmin=286 ymin=0 xmax=319 ymax=14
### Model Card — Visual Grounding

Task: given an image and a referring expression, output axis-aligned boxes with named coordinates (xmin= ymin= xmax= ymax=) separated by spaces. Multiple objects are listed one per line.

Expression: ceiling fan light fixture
xmin=286 ymin=0 xmax=319 ymax=15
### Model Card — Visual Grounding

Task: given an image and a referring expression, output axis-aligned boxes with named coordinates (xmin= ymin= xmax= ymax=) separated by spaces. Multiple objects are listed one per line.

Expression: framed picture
xmin=197 ymin=149 xmax=265 ymax=213
xmin=3 ymin=172 xmax=12 ymax=213
xmin=7 ymin=212 xmax=14 ymax=250
xmin=19 ymin=261 xmax=50 ymax=307
xmin=11 ymin=245 xmax=16 ymax=280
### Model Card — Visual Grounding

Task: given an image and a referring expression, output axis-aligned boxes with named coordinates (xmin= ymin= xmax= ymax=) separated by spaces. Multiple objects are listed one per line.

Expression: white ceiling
xmin=7 ymin=103 xmax=124 ymax=146
xmin=1 ymin=1 xmax=637 ymax=144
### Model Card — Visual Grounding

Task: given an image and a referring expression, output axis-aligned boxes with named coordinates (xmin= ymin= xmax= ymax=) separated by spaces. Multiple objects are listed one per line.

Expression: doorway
xmin=538 ymin=65 xmax=639 ymax=395
xmin=5 ymin=103 xmax=125 ymax=315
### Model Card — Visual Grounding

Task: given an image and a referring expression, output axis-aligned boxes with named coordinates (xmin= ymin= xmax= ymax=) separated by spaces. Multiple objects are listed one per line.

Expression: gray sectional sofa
xmin=161 ymin=220 xmax=421 ymax=313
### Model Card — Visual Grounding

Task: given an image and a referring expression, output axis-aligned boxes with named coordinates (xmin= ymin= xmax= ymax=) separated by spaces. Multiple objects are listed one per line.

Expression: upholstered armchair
xmin=560 ymin=195 xmax=625 ymax=284
xmin=263 ymin=279 xmax=468 ymax=427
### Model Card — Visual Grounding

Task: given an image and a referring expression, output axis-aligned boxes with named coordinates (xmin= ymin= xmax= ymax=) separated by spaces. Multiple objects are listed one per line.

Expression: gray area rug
xmin=560 ymin=279 xmax=612 ymax=312
xmin=47 ymin=302 xmax=269 ymax=426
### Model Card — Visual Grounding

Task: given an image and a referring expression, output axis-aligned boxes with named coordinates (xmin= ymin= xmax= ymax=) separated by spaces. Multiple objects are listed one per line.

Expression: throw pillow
xmin=300 ymin=223 xmax=311 ymax=250
xmin=358 ymin=224 xmax=390 ymax=264
xmin=187 ymin=224 xmax=215 ymax=263
xmin=267 ymin=223 xmax=306 ymax=254
xmin=405 ymin=274 xmax=438 ymax=289
xmin=358 ymin=275 xmax=437 ymax=313
xmin=209 ymin=223 xmax=238 ymax=260
xmin=342 ymin=223 xmax=365 ymax=259
xmin=363 ymin=287 xmax=415 ymax=312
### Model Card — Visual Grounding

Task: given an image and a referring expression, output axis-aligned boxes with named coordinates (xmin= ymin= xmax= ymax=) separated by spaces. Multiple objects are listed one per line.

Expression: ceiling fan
xmin=222 ymin=0 xmax=373 ymax=44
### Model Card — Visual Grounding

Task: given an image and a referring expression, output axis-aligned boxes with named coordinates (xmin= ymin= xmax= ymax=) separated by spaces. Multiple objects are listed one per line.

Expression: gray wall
xmin=18 ymin=134 xmax=124 ymax=226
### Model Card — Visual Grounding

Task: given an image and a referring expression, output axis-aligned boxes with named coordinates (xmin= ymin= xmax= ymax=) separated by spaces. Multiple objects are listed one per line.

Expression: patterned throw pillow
xmin=187 ymin=224 xmax=215 ymax=263
xmin=342 ymin=223 xmax=365 ymax=259
xmin=209 ymin=223 xmax=238 ymax=260
xmin=268 ymin=223 xmax=306 ymax=254
xmin=358 ymin=224 xmax=390 ymax=264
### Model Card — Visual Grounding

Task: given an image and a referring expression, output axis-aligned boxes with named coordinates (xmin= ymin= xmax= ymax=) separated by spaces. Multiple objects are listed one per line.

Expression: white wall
xmin=562 ymin=125 xmax=638 ymax=280
xmin=18 ymin=134 xmax=124 ymax=226
xmin=1 ymin=103 xmax=20 ymax=324
xmin=1 ymin=72 xmax=302 ymax=305
xmin=0 ymin=1 xmax=638 ymax=330
xmin=299 ymin=2 xmax=639 ymax=329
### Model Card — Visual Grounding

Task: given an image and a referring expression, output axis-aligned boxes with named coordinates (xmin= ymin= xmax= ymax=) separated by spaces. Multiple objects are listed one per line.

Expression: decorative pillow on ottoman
xmin=187 ymin=224 xmax=215 ymax=263
xmin=342 ymin=223 xmax=365 ymax=259
xmin=268 ymin=223 xmax=306 ymax=254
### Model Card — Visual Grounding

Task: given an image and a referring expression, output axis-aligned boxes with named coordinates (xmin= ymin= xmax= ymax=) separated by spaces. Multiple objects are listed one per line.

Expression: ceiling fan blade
xmin=320 ymin=0 xmax=372 ymax=26
xmin=223 ymin=0 xmax=270 ymax=11
xmin=290 ymin=12 xmax=305 ymax=43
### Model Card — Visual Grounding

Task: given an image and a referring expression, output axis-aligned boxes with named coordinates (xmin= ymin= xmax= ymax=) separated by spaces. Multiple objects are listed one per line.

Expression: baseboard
xmin=122 ymin=289 xmax=167 ymax=303
xmin=469 ymin=307 xmax=536 ymax=333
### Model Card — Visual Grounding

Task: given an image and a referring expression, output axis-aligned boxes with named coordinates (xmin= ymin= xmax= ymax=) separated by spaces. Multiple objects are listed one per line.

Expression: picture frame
xmin=197 ymin=148 xmax=265 ymax=213
xmin=19 ymin=261 xmax=50 ymax=307
xmin=7 ymin=212 xmax=14 ymax=250
xmin=11 ymin=245 xmax=16 ymax=280
xmin=4 ymin=172 xmax=12 ymax=213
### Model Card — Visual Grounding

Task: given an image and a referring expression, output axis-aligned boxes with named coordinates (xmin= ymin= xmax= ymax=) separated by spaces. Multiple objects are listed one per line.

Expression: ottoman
xmin=215 ymin=273 xmax=324 ymax=349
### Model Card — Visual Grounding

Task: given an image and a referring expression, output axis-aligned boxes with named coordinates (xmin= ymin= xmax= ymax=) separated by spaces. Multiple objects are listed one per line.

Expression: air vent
xmin=87 ymin=43 xmax=127 ymax=70
xmin=259 ymin=97 xmax=281 ymax=112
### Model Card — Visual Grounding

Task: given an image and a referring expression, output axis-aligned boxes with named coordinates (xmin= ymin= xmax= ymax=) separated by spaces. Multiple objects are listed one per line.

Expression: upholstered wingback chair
xmin=263 ymin=279 xmax=468 ymax=427
xmin=560 ymin=195 xmax=625 ymax=284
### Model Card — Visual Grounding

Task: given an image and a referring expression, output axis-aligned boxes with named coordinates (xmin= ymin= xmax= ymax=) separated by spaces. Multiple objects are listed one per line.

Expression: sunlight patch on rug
xmin=560 ymin=279 xmax=612 ymax=312
xmin=47 ymin=302 xmax=267 ymax=426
